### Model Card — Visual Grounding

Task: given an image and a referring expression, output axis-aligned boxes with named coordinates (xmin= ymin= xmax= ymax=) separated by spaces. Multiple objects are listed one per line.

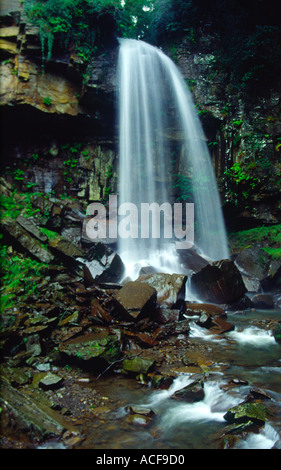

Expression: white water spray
xmin=117 ymin=39 xmax=229 ymax=272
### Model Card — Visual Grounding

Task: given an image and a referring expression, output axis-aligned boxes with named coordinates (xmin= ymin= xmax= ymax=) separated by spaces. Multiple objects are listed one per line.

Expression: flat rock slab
xmin=0 ymin=376 xmax=76 ymax=441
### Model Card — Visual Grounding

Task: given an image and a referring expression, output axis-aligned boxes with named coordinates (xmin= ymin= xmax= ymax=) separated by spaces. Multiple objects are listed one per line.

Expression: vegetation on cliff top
xmin=24 ymin=0 xmax=281 ymax=91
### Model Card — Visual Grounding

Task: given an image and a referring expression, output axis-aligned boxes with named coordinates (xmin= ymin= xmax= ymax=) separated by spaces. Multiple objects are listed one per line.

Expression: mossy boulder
xmin=224 ymin=402 xmax=269 ymax=425
xmin=59 ymin=329 xmax=122 ymax=372
xmin=122 ymin=356 xmax=155 ymax=375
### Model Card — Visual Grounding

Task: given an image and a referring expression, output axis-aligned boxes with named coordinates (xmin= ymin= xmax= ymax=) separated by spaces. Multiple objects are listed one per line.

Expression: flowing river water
xmin=67 ymin=308 xmax=281 ymax=450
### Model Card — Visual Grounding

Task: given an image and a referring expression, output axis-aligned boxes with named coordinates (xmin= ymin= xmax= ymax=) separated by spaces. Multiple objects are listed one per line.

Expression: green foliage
xmin=0 ymin=244 xmax=48 ymax=316
xmin=24 ymin=0 xmax=155 ymax=64
xmin=24 ymin=0 xmax=120 ymax=63
xmin=0 ymin=192 xmax=43 ymax=220
xmin=43 ymin=96 xmax=52 ymax=106
xmin=229 ymin=224 xmax=281 ymax=259
xmin=146 ymin=0 xmax=281 ymax=93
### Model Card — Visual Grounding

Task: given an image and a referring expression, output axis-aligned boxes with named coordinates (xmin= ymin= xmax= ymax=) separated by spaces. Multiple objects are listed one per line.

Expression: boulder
xmin=122 ymin=356 xmax=155 ymax=375
xmin=185 ymin=303 xmax=226 ymax=317
xmin=235 ymin=246 xmax=269 ymax=281
xmin=185 ymin=303 xmax=234 ymax=333
xmin=190 ymin=259 xmax=247 ymax=304
xmin=154 ymin=307 xmax=182 ymax=324
xmin=171 ymin=375 xmax=205 ymax=403
xmin=48 ymin=235 xmax=84 ymax=267
xmin=113 ymin=281 xmax=157 ymax=321
xmin=223 ymin=402 xmax=269 ymax=425
xmin=39 ymin=372 xmax=64 ymax=391
xmin=80 ymin=242 xmax=125 ymax=285
xmin=59 ymin=330 xmax=122 ymax=372
xmin=234 ymin=246 xmax=280 ymax=291
xmin=137 ymin=272 xmax=187 ymax=308
xmin=177 ymin=248 xmax=210 ymax=273
xmin=153 ymin=319 xmax=190 ymax=340
xmin=252 ymin=294 xmax=274 ymax=309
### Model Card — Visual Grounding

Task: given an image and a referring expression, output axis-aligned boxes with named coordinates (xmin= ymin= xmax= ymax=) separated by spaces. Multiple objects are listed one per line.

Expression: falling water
xmin=117 ymin=38 xmax=229 ymax=271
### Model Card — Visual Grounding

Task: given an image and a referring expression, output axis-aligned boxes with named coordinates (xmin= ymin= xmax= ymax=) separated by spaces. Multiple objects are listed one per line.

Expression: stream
xmin=69 ymin=309 xmax=281 ymax=450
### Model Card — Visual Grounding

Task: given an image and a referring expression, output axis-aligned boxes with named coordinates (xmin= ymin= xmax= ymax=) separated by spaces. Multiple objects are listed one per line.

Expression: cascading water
xmin=117 ymin=38 xmax=229 ymax=273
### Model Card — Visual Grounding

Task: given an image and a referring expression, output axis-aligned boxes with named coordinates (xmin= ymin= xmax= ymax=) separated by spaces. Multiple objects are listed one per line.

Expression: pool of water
xmin=75 ymin=309 xmax=281 ymax=450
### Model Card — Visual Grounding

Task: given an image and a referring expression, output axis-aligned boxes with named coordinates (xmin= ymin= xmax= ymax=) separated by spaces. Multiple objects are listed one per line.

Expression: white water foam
xmin=156 ymin=380 xmax=241 ymax=428
xmin=234 ymin=422 xmax=280 ymax=449
xmin=227 ymin=326 xmax=277 ymax=347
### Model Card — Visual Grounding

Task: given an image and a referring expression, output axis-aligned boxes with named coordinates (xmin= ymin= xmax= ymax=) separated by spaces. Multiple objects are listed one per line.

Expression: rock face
xmin=190 ymin=259 xmax=247 ymax=304
xmin=0 ymin=2 xmax=118 ymax=121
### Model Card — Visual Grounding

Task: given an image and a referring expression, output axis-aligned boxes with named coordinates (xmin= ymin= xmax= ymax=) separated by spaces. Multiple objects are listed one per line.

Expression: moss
xmin=40 ymin=227 xmax=59 ymax=241
xmin=229 ymin=224 xmax=281 ymax=259
xmin=0 ymin=244 xmax=48 ymax=320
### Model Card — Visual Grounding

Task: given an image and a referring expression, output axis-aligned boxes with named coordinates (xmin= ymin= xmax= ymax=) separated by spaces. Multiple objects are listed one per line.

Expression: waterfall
xmin=117 ymin=38 xmax=229 ymax=272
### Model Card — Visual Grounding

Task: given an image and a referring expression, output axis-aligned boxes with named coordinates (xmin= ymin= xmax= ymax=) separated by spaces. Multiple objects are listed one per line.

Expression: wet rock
xmin=1 ymin=217 xmax=54 ymax=264
xmin=113 ymin=281 xmax=157 ymax=321
xmin=177 ymin=248 xmax=210 ymax=273
xmin=122 ymin=356 xmax=155 ymax=375
xmin=154 ymin=307 xmax=182 ymax=324
xmin=252 ymin=294 xmax=274 ymax=309
xmin=123 ymin=330 xmax=158 ymax=348
xmin=186 ymin=302 xmax=234 ymax=333
xmin=151 ymin=374 xmax=174 ymax=390
xmin=59 ymin=330 xmax=122 ymax=372
xmin=90 ymin=298 xmax=114 ymax=324
xmin=197 ymin=312 xmax=213 ymax=328
xmin=0 ymin=376 xmax=76 ymax=441
xmin=234 ymin=246 xmax=269 ymax=280
xmin=234 ymin=246 xmax=279 ymax=291
xmin=210 ymin=316 xmax=235 ymax=334
xmin=125 ymin=405 xmax=156 ymax=418
xmin=48 ymin=234 xmax=84 ymax=268
xmin=16 ymin=215 xmax=48 ymax=243
xmin=223 ymin=402 xmax=270 ymax=425
xmin=0 ymin=365 xmax=29 ymax=387
xmin=190 ymin=259 xmax=247 ymax=304
xmin=185 ymin=303 xmax=226 ymax=318
xmin=246 ymin=387 xmax=272 ymax=401
xmin=171 ymin=375 xmax=204 ymax=403
xmin=124 ymin=405 xmax=155 ymax=425
xmin=39 ymin=373 xmax=64 ymax=390
xmin=81 ymin=242 xmax=125 ymax=285
xmin=137 ymin=272 xmax=187 ymax=308
xmin=273 ymin=324 xmax=281 ymax=344
xmin=125 ymin=414 xmax=153 ymax=426
xmin=153 ymin=319 xmax=190 ymax=340
xmin=25 ymin=333 xmax=42 ymax=357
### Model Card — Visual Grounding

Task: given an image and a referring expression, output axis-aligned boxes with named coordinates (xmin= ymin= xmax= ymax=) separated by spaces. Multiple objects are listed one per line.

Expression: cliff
xmin=1 ymin=2 xmax=280 ymax=229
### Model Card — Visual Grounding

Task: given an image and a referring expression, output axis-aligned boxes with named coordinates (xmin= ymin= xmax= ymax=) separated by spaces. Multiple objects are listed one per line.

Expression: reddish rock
xmin=113 ymin=281 xmax=157 ymax=321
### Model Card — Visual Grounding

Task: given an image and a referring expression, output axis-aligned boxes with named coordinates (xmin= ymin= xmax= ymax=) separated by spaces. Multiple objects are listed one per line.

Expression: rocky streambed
xmin=0 ymin=178 xmax=281 ymax=450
